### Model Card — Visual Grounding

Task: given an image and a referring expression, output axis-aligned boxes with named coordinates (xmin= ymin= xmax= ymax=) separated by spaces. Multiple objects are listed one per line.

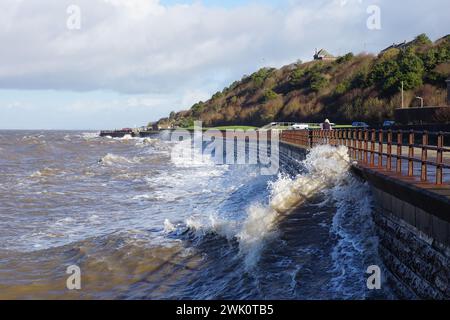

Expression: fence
xmin=280 ymin=129 xmax=450 ymax=185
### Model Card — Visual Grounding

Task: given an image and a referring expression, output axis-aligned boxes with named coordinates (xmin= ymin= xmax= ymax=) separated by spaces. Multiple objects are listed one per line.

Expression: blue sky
xmin=0 ymin=0 xmax=449 ymax=130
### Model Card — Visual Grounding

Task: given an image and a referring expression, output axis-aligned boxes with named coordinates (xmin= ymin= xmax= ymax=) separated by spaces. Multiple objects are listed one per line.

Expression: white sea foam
xmin=183 ymin=145 xmax=353 ymax=269
xmin=170 ymin=138 xmax=218 ymax=168
xmin=236 ymin=145 xmax=351 ymax=268
xmin=328 ymin=179 xmax=381 ymax=299
xmin=114 ymin=134 xmax=134 ymax=141
xmin=164 ymin=219 xmax=176 ymax=233
xmin=30 ymin=167 xmax=62 ymax=178
xmin=99 ymin=153 xmax=135 ymax=166
xmin=81 ymin=132 xmax=100 ymax=140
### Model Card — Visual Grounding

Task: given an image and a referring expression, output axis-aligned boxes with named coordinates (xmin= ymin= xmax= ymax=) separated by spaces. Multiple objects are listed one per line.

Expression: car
xmin=292 ymin=123 xmax=309 ymax=130
xmin=383 ymin=121 xmax=396 ymax=128
xmin=351 ymin=122 xmax=370 ymax=128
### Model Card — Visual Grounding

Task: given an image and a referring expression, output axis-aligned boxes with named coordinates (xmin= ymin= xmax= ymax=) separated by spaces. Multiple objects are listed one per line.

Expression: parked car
xmin=382 ymin=121 xmax=396 ymax=128
xmin=351 ymin=122 xmax=369 ymax=128
xmin=292 ymin=123 xmax=309 ymax=130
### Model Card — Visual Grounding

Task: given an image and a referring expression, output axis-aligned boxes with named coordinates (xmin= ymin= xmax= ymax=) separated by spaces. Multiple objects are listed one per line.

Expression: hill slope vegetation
xmin=157 ymin=34 xmax=450 ymax=128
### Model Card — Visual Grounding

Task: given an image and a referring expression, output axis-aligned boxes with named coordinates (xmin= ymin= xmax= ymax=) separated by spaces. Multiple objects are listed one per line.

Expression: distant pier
xmin=99 ymin=129 xmax=160 ymax=138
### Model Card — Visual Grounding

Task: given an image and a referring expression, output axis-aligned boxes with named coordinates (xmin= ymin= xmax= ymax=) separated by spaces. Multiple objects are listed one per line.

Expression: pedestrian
xmin=322 ymin=119 xmax=332 ymax=130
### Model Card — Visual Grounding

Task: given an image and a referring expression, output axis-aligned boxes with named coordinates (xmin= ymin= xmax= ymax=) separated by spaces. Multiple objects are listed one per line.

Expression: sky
xmin=0 ymin=0 xmax=449 ymax=130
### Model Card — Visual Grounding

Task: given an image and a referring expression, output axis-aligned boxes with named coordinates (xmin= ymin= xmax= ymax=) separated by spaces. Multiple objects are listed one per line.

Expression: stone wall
xmin=370 ymin=188 xmax=450 ymax=299
xmin=279 ymin=142 xmax=308 ymax=176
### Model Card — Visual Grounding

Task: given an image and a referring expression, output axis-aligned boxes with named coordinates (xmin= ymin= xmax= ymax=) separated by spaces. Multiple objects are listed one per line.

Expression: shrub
xmin=397 ymin=48 xmax=425 ymax=90
xmin=191 ymin=102 xmax=205 ymax=117
xmin=334 ymin=80 xmax=351 ymax=95
xmin=263 ymin=89 xmax=279 ymax=101
xmin=282 ymin=97 xmax=301 ymax=118
xmin=309 ymin=72 xmax=328 ymax=92
xmin=351 ymin=71 xmax=369 ymax=89
xmin=251 ymin=68 xmax=274 ymax=87
xmin=178 ymin=117 xmax=195 ymax=128
xmin=212 ymin=91 xmax=223 ymax=100
xmin=289 ymin=67 xmax=306 ymax=86
xmin=336 ymin=53 xmax=354 ymax=64
xmin=369 ymin=48 xmax=424 ymax=94
xmin=414 ymin=33 xmax=432 ymax=46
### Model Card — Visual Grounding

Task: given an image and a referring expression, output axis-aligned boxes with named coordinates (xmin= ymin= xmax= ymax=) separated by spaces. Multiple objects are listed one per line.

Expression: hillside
xmin=157 ymin=34 xmax=450 ymax=128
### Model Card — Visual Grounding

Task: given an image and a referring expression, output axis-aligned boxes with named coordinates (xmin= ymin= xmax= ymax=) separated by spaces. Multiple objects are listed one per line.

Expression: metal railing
xmin=281 ymin=129 xmax=450 ymax=185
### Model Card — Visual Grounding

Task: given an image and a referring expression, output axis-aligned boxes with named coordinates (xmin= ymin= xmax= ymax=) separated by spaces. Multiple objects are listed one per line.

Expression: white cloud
xmin=0 ymin=0 xmax=449 ymax=129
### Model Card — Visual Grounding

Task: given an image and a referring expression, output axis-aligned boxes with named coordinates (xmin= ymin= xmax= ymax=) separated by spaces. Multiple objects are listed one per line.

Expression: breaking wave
xmin=327 ymin=178 xmax=384 ymax=299
xmin=180 ymin=145 xmax=355 ymax=268
xmin=98 ymin=153 xmax=136 ymax=166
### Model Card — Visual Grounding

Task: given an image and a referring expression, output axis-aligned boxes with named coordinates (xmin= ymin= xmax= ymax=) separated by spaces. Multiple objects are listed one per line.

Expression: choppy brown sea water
xmin=0 ymin=130 xmax=395 ymax=299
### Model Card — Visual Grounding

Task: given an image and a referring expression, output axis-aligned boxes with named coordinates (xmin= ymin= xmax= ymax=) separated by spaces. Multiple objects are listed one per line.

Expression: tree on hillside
xmin=289 ymin=67 xmax=306 ymax=86
xmin=157 ymin=33 xmax=449 ymax=127
xmin=336 ymin=53 xmax=354 ymax=64
xmin=397 ymin=48 xmax=425 ymax=90
xmin=263 ymin=89 xmax=278 ymax=101
xmin=251 ymin=68 xmax=274 ymax=88
xmin=309 ymin=72 xmax=329 ymax=92
xmin=370 ymin=48 xmax=424 ymax=94
xmin=414 ymin=33 xmax=432 ymax=46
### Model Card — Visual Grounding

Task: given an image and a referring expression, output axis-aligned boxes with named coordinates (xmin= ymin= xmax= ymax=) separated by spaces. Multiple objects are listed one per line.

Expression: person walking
xmin=322 ymin=119 xmax=332 ymax=130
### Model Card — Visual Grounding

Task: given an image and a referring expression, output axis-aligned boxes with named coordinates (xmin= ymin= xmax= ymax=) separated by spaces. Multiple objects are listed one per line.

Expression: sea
xmin=0 ymin=130 xmax=396 ymax=299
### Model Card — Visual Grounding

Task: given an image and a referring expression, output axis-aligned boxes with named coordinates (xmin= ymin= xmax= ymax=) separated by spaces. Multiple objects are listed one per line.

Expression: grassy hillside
xmin=157 ymin=34 xmax=450 ymax=128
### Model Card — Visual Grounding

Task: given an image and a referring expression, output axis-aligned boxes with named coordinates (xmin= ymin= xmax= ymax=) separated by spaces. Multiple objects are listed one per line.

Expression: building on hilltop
xmin=313 ymin=49 xmax=336 ymax=61
xmin=380 ymin=41 xmax=408 ymax=54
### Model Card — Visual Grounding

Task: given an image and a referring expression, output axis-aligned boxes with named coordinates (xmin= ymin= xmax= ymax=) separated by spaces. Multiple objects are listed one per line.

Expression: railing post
xmin=364 ymin=130 xmax=369 ymax=164
xmin=357 ymin=130 xmax=362 ymax=160
xmin=436 ymin=132 xmax=443 ymax=185
xmin=353 ymin=130 xmax=357 ymax=160
xmin=421 ymin=131 xmax=428 ymax=181
xmin=387 ymin=130 xmax=392 ymax=171
xmin=397 ymin=131 xmax=402 ymax=174
xmin=370 ymin=129 xmax=375 ymax=167
xmin=408 ymin=130 xmax=414 ymax=177
xmin=378 ymin=130 xmax=383 ymax=168
xmin=344 ymin=130 xmax=348 ymax=148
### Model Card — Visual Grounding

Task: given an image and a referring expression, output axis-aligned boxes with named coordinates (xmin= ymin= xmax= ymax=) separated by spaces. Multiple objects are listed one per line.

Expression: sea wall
xmin=279 ymin=141 xmax=450 ymax=300
xmin=279 ymin=141 xmax=308 ymax=176
xmin=353 ymin=165 xmax=450 ymax=299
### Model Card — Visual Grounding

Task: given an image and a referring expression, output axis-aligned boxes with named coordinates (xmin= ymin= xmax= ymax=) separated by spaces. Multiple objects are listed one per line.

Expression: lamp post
xmin=416 ymin=96 xmax=424 ymax=108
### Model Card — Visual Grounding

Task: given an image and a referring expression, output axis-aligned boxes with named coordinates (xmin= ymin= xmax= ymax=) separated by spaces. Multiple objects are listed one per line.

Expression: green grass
xmin=182 ymin=125 xmax=257 ymax=130
xmin=181 ymin=124 xmax=354 ymax=130
xmin=334 ymin=125 xmax=354 ymax=129
xmin=308 ymin=124 xmax=354 ymax=129
xmin=213 ymin=126 xmax=257 ymax=130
